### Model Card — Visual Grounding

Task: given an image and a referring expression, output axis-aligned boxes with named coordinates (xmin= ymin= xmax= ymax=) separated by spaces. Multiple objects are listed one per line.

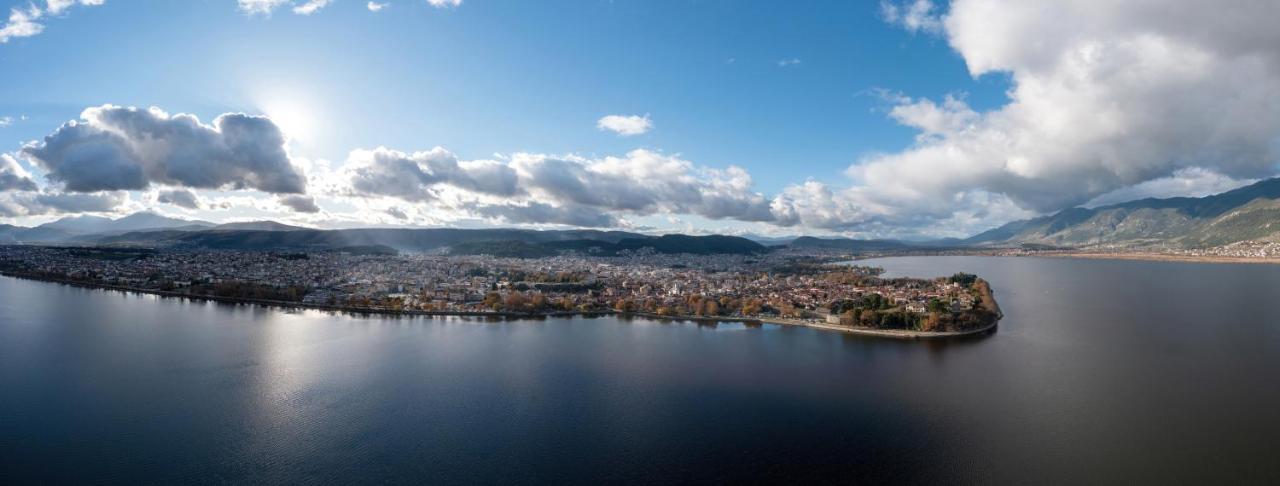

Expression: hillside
xmin=787 ymin=236 xmax=915 ymax=252
xmin=83 ymin=227 xmax=649 ymax=252
xmin=966 ymin=177 xmax=1280 ymax=248
xmin=36 ymin=212 xmax=213 ymax=235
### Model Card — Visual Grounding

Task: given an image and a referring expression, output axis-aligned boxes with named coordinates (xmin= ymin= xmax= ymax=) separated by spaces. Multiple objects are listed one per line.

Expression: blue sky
xmin=1 ymin=1 xmax=1006 ymax=190
xmin=1 ymin=1 xmax=1275 ymax=237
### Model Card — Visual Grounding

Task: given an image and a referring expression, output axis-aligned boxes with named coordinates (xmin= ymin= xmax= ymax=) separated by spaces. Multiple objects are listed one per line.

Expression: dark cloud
xmin=473 ymin=202 xmax=618 ymax=227
xmin=156 ymin=189 xmax=201 ymax=209
xmin=0 ymin=154 xmax=37 ymax=191
xmin=278 ymin=194 xmax=320 ymax=213
xmin=22 ymin=105 xmax=306 ymax=195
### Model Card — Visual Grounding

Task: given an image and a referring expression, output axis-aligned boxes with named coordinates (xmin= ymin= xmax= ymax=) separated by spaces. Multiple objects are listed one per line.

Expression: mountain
xmin=453 ymin=234 xmax=769 ymax=257
xmin=740 ymin=234 xmax=798 ymax=246
xmin=212 ymin=221 xmax=308 ymax=231
xmin=37 ymin=212 xmax=213 ymax=236
xmin=82 ymin=227 xmax=767 ymax=255
xmin=86 ymin=227 xmax=650 ymax=252
xmin=0 ymin=224 xmax=76 ymax=244
xmin=787 ymin=236 xmax=915 ymax=252
xmin=967 ymin=177 xmax=1280 ymax=248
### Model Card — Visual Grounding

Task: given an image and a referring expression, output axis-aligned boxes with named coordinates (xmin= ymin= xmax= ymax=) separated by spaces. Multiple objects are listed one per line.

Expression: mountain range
xmin=966 ymin=177 xmax=1280 ymax=248
xmin=3 ymin=177 xmax=1280 ymax=252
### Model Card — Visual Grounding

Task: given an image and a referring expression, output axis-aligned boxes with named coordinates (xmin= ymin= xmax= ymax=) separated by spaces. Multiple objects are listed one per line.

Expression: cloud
xmin=237 ymin=0 xmax=290 ymax=15
xmin=776 ymin=58 xmax=802 ymax=67
xmin=34 ymin=191 xmax=124 ymax=213
xmin=156 ymin=189 xmax=201 ymax=209
xmin=0 ymin=6 xmax=42 ymax=43
xmin=0 ymin=190 xmax=125 ymax=217
xmin=238 ymin=0 xmax=333 ymax=16
xmin=427 ymin=0 xmax=461 ymax=8
xmin=779 ymin=0 xmax=1280 ymax=236
xmin=1 ymin=1 xmax=106 ymax=44
xmin=880 ymin=0 xmax=943 ymax=34
xmin=278 ymin=194 xmax=320 ymax=213
xmin=341 ymin=146 xmax=776 ymax=227
xmin=345 ymin=146 xmax=519 ymax=201
xmin=0 ymin=116 xmax=14 ymax=126
xmin=472 ymin=202 xmax=619 ymax=227
xmin=512 ymin=150 xmax=775 ymax=222
xmin=292 ymin=0 xmax=333 ymax=15
xmin=1084 ymin=168 xmax=1255 ymax=208
xmin=22 ymin=104 xmax=306 ymax=195
xmin=46 ymin=0 xmax=105 ymax=16
xmin=0 ymin=154 xmax=38 ymax=191
xmin=596 ymin=114 xmax=652 ymax=136
xmin=367 ymin=1 xmax=388 ymax=12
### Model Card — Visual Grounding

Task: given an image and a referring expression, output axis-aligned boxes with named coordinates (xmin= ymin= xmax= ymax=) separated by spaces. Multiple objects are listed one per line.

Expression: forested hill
xmin=24 ymin=226 xmax=764 ymax=256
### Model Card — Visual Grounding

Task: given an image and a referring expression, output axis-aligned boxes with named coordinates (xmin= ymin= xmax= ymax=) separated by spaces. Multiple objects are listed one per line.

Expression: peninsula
xmin=0 ymin=245 xmax=1000 ymax=338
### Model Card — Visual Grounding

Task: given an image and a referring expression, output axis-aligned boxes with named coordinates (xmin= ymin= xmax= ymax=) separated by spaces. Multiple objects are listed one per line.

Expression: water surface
xmin=3 ymin=256 xmax=1280 ymax=484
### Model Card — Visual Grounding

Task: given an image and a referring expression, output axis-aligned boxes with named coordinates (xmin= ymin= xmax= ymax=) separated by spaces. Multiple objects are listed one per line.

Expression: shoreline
xmin=854 ymin=251 xmax=1280 ymax=265
xmin=0 ymin=272 xmax=995 ymax=340
xmin=1036 ymin=252 xmax=1280 ymax=265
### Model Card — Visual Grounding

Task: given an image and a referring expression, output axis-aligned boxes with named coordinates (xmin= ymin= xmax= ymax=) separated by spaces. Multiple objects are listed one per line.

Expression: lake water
xmin=3 ymin=256 xmax=1280 ymax=484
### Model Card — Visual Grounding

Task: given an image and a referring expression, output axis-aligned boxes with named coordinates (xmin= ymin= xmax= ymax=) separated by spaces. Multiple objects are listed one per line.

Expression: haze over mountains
xmin=4 ymin=177 xmax=1280 ymax=253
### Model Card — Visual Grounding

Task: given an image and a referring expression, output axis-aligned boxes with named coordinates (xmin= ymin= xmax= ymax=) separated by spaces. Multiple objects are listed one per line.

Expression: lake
xmin=3 ymin=256 xmax=1280 ymax=484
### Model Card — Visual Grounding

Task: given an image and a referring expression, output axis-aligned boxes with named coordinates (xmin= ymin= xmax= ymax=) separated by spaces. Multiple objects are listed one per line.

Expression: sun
xmin=261 ymin=100 xmax=316 ymax=143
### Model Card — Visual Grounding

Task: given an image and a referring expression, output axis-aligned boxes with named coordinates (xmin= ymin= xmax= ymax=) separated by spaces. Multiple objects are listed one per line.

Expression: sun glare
xmin=261 ymin=100 xmax=316 ymax=142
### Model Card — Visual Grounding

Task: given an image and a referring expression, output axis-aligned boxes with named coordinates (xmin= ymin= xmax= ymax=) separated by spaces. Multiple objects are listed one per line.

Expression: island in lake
xmin=0 ymin=244 xmax=999 ymax=338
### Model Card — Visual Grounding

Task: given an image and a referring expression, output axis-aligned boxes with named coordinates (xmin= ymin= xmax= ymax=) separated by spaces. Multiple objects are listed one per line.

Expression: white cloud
xmin=367 ymin=1 xmax=388 ymax=12
xmin=1084 ymin=168 xmax=1255 ymax=208
xmin=880 ymin=0 xmax=943 ymax=34
xmin=776 ymin=58 xmax=802 ymax=67
xmin=0 ymin=0 xmax=100 ymax=43
xmin=1 ymin=5 xmax=43 ymax=43
xmin=46 ymin=0 xmax=104 ymax=16
xmin=292 ymin=0 xmax=333 ymax=15
xmin=782 ymin=0 xmax=1280 ymax=235
xmin=237 ymin=0 xmax=290 ymax=15
xmin=427 ymin=0 xmax=461 ymax=8
xmin=596 ymin=114 xmax=652 ymax=136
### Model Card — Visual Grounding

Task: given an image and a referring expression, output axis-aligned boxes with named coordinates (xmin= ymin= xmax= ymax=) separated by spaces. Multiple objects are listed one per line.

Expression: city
xmin=0 ymin=244 xmax=999 ymax=334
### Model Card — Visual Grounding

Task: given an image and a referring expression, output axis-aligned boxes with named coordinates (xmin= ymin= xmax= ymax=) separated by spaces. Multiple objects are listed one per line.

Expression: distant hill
xmin=966 ymin=177 xmax=1280 ymax=248
xmin=84 ymin=227 xmax=651 ymax=252
xmin=36 ymin=212 xmax=213 ymax=236
xmin=81 ymin=226 xmax=765 ymax=256
xmin=453 ymin=234 xmax=769 ymax=257
xmin=212 ymin=221 xmax=308 ymax=231
xmin=787 ymin=236 xmax=915 ymax=252
xmin=0 ymin=224 xmax=76 ymax=244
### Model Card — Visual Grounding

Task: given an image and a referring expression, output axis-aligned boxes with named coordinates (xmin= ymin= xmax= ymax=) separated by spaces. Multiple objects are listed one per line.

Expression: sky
xmin=1 ymin=0 xmax=1278 ymax=239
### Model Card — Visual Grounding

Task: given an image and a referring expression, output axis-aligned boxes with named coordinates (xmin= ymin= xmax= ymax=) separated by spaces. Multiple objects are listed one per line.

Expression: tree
xmin=483 ymin=292 xmax=502 ymax=310
xmin=530 ymin=292 xmax=548 ymax=310
xmin=614 ymin=298 xmax=632 ymax=313
xmin=504 ymin=292 xmax=527 ymax=310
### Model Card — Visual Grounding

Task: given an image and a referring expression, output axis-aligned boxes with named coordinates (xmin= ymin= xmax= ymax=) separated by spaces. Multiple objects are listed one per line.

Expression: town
xmin=0 ymin=245 xmax=1001 ymax=334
